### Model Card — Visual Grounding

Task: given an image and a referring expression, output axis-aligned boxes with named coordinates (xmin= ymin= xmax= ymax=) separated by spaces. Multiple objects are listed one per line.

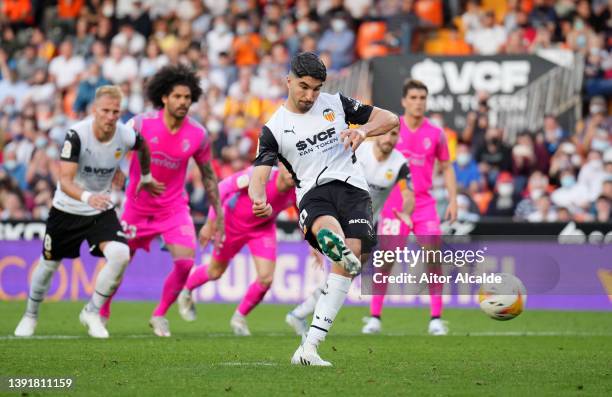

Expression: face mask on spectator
xmin=297 ymin=22 xmax=310 ymax=35
xmin=498 ymin=183 xmax=513 ymax=197
xmin=592 ymin=138 xmax=610 ymax=152
xmin=561 ymin=175 xmax=576 ymax=188
xmin=456 ymin=153 xmax=471 ymax=167
xmin=331 ymin=19 xmax=347 ymax=32
xmin=590 ymin=104 xmax=604 ymax=115
xmin=530 ymin=188 xmax=544 ymax=201
xmin=37 ymin=206 xmax=49 ymax=220
xmin=4 ymin=160 xmax=17 ymax=170
xmin=571 ymin=154 xmax=583 ymax=167
xmin=207 ymin=119 xmax=222 ymax=134
xmin=46 ymin=146 xmax=58 ymax=159
xmin=430 ymin=117 xmax=443 ymax=128
xmin=102 ymin=3 xmax=114 ymax=17
xmin=215 ymin=23 xmax=228 ymax=33
xmin=237 ymin=25 xmax=250 ymax=35
xmin=35 ymin=137 xmax=48 ymax=149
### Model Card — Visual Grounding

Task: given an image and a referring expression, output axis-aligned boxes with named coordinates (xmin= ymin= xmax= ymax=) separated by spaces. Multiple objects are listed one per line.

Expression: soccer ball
xmin=478 ymin=273 xmax=527 ymax=321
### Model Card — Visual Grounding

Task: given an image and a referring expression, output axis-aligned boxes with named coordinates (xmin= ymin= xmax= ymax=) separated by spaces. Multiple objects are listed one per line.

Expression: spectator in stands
xmin=461 ymin=0 xmax=482 ymax=33
xmin=566 ymin=14 xmax=597 ymax=55
xmin=139 ymin=40 xmax=169 ymax=80
xmin=73 ymin=18 xmax=94 ymax=58
xmin=0 ymin=191 xmax=30 ymax=220
xmin=511 ymin=132 xmax=538 ymax=191
xmin=112 ymin=23 xmax=147 ymax=57
xmin=23 ymin=69 xmax=55 ymax=105
xmin=577 ymin=149 xmax=608 ymax=202
xmin=527 ymin=193 xmax=557 ymax=222
xmin=48 ymin=40 xmax=85 ymax=91
xmin=542 ymin=114 xmax=567 ymax=155
xmin=466 ymin=11 xmax=507 ymax=55
xmin=593 ymin=195 xmax=611 ymax=222
xmin=318 ymin=13 xmax=355 ymax=70
xmin=462 ymin=96 xmax=489 ymax=150
xmin=456 ymin=193 xmax=480 ymax=222
xmin=486 ymin=172 xmax=521 ymax=217
xmin=529 ymin=0 xmax=558 ymax=32
xmin=2 ymin=146 xmax=27 ymax=191
xmin=601 ymin=178 xmax=612 ymax=201
xmin=584 ymin=36 xmax=612 ymax=98
xmin=475 ymin=127 xmax=512 ymax=188
xmin=551 ymin=169 xmax=591 ymax=212
xmin=232 ymin=16 xmax=262 ymax=67
xmin=454 ymin=142 xmax=481 ymax=193
xmin=548 ymin=141 xmax=580 ymax=185
xmin=73 ymin=63 xmax=111 ymax=115
xmin=504 ymin=0 xmax=521 ymax=32
xmin=515 ymin=171 xmax=550 ymax=221
xmin=385 ymin=0 xmax=424 ymax=54
xmin=206 ymin=16 xmax=234 ymax=66
xmin=0 ymin=63 xmax=30 ymax=112
xmin=15 ymin=45 xmax=47 ymax=84
xmin=102 ymin=44 xmax=139 ymax=85
xmin=503 ymin=29 xmax=528 ymax=54
xmin=557 ymin=206 xmax=572 ymax=222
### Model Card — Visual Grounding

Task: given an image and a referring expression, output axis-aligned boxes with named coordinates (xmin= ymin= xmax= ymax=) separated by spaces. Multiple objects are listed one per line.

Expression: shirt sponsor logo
xmin=182 ymin=139 xmax=190 ymax=152
xmin=151 ymin=152 xmax=181 ymax=169
xmin=296 ymin=127 xmax=337 ymax=155
xmin=83 ymin=166 xmax=115 ymax=175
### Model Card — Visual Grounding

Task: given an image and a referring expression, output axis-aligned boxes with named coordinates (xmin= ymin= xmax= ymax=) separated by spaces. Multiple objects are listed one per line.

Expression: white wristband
xmin=80 ymin=191 xmax=92 ymax=204
xmin=141 ymin=173 xmax=152 ymax=183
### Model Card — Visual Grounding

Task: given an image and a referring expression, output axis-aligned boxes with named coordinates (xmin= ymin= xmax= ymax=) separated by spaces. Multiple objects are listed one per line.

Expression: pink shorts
xmin=121 ymin=206 xmax=196 ymax=252
xmin=212 ymin=223 xmax=277 ymax=262
xmin=378 ymin=202 xmax=441 ymax=245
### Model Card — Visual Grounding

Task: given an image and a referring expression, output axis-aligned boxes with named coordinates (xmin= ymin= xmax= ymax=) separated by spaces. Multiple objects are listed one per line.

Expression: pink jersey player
xmin=379 ymin=116 xmax=449 ymax=237
xmin=177 ymin=165 xmax=296 ymax=335
xmin=364 ymin=80 xmax=457 ymax=337
xmin=99 ymin=65 xmax=225 ymax=337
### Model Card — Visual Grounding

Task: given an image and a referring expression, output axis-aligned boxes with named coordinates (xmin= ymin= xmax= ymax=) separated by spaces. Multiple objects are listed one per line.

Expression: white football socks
xmin=86 ymin=242 xmax=130 ymax=313
xmin=25 ymin=257 xmax=60 ymax=317
xmin=305 ymin=273 xmax=351 ymax=347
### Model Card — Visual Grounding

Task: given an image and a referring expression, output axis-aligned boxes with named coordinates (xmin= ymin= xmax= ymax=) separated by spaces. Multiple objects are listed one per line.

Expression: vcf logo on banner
xmin=371 ymin=55 xmax=556 ymax=131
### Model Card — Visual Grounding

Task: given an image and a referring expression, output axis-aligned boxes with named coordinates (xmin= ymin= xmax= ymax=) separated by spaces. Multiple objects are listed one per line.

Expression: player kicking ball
xmin=286 ymin=126 xmax=414 ymax=336
xmin=14 ymin=86 xmax=163 ymax=338
xmin=176 ymin=164 xmax=296 ymax=335
xmin=98 ymin=65 xmax=224 ymax=337
xmin=249 ymin=52 xmax=398 ymax=366
xmin=362 ymin=79 xmax=458 ymax=336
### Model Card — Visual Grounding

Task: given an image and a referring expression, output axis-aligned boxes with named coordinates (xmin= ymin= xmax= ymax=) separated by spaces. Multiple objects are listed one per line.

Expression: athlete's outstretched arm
xmin=249 ymin=165 xmax=273 ymax=217
xmin=197 ymin=162 xmax=225 ymax=247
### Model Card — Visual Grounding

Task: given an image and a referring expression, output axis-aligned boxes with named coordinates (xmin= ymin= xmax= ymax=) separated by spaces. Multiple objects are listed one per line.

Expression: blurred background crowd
xmin=0 ymin=0 xmax=610 ymax=225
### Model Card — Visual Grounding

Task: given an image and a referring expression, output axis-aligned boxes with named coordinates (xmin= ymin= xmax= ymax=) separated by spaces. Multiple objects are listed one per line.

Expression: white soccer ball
xmin=478 ymin=273 xmax=527 ymax=321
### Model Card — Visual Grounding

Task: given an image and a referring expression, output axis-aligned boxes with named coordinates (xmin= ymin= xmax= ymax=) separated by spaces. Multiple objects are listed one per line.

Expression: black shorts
xmin=298 ymin=180 xmax=376 ymax=254
xmin=42 ymin=207 xmax=127 ymax=260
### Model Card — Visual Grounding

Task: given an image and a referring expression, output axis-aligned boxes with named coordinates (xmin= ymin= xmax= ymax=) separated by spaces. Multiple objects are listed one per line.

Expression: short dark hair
xmin=402 ymin=78 xmax=428 ymax=97
xmin=290 ymin=52 xmax=327 ymax=82
xmin=146 ymin=64 xmax=203 ymax=108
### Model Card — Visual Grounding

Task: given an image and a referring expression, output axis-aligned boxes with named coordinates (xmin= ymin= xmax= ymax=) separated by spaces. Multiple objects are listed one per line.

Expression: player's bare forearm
xmin=248 ymin=165 xmax=272 ymax=204
xmin=59 ymin=161 xmax=84 ymax=201
xmin=198 ymin=163 xmax=223 ymax=220
xmin=362 ymin=108 xmax=400 ymax=138
xmin=401 ymin=186 xmax=415 ymax=215
xmin=136 ymin=139 xmax=152 ymax=175
xmin=441 ymin=161 xmax=457 ymax=202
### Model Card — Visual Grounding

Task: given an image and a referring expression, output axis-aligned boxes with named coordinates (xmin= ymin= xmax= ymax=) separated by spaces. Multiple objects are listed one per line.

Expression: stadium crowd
xmin=0 ymin=0 xmax=610 ymax=224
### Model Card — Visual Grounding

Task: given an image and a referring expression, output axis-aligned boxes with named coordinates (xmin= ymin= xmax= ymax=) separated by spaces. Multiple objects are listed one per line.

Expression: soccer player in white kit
xmin=249 ymin=52 xmax=399 ymax=366
xmin=14 ymin=86 xmax=163 ymax=338
xmin=286 ymin=126 xmax=415 ymax=336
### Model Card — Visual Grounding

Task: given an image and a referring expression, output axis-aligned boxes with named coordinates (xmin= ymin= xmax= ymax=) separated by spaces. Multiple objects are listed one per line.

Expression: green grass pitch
xmin=1 ymin=301 xmax=611 ymax=396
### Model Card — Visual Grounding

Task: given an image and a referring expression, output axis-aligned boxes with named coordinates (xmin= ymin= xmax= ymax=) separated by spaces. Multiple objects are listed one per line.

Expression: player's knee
xmin=257 ymin=274 xmax=273 ymax=287
xmin=103 ymin=242 xmax=131 ymax=267
xmin=39 ymin=257 xmax=60 ymax=272
xmin=207 ymin=266 xmax=225 ymax=280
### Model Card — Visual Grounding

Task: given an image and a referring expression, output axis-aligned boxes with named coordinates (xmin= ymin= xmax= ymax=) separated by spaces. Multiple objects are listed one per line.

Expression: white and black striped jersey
xmin=355 ymin=140 xmax=411 ymax=220
xmin=254 ymin=92 xmax=373 ymax=205
xmin=52 ymin=117 xmax=142 ymax=216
